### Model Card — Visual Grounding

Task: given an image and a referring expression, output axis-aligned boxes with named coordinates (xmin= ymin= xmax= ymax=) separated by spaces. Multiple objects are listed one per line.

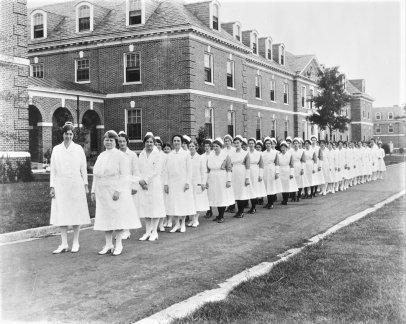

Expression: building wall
xmin=0 ymin=0 xmax=30 ymax=154
xmin=372 ymin=105 xmax=406 ymax=149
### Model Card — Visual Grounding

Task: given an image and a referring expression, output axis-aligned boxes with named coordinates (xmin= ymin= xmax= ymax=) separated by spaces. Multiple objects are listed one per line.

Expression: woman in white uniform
xmin=164 ymin=135 xmax=196 ymax=233
xmin=327 ymin=141 xmax=337 ymax=193
xmin=310 ymin=135 xmax=325 ymax=196
xmin=92 ymin=130 xmax=141 ymax=256
xmin=247 ymin=138 xmax=266 ymax=214
xmin=50 ymin=122 xmax=90 ymax=254
xmin=278 ymin=141 xmax=298 ymax=205
xmin=229 ymin=135 xmax=250 ymax=218
xmin=223 ymin=134 xmax=236 ymax=213
xmin=262 ymin=137 xmax=282 ymax=208
xmin=118 ymin=131 xmax=140 ymax=240
xmin=188 ymin=140 xmax=209 ymax=227
xmin=206 ymin=138 xmax=234 ymax=223
xmin=255 ymin=140 xmax=265 ymax=205
xmin=377 ymin=141 xmax=386 ymax=179
xmin=202 ymin=139 xmax=214 ymax=219
xmin=291 ymin=137 xmax=308 ymax=201
xmin=137 ymin=133 xmax=166 ymax=241
xmin=319 ymin=140 xmax=332 ymax=195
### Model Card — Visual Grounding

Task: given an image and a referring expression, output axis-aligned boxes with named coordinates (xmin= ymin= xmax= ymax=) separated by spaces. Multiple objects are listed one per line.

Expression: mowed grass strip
xmin=0 ymin=180 xmax=95 ymax=234
xmin=174 ymin=196 xmax=406 ymax=324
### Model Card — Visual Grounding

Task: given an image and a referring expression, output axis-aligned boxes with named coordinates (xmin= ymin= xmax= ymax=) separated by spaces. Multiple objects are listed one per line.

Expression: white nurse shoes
xmin=121 ymin=230 xmax=131 ymax=240
xmin=170 ymin=224 xmax=180 ymax=233
xmin=53 ymin=245 xmax=69 ymax=254
xmin=139 ymin=233 xmax=150 ymax=241
xmin=148 ymin=233 xmax=158 ymax=241
xmin=98 ymin=245 xmax=114 ymax=255
xmin=71 ymin=243 xmax=80 ymax=253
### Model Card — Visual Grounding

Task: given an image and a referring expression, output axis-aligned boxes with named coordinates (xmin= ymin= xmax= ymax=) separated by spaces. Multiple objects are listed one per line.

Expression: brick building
xmin=372 ymin=105 xmax=406 ymax=150
xmin=23 ymin=0 xmax=367 ymax=160
xmin=0 ymin=0 xmax=30 ymax=161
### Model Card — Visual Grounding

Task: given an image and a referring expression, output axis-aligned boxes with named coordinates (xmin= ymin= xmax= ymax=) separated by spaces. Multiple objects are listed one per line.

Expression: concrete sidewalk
xmin=1 ymin=163 xmax=405 ymax=323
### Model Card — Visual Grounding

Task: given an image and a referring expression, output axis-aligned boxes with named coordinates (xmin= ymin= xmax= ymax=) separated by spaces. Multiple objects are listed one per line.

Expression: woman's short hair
xmin=162 ymin=142 xmax=172 ymax=150
xmin=172 ymin=134 xmax=183 ymax=143
xmin=118 ymin=131 xmax=129 ymax=144
xmin=143 ymin=133 xmax=155 ymax=144
xmin=104 ymin=130 xmax=119 ymax=147
xmin=62 ymin=122 xmax=74 ymax=133
xmin=188 ymin=140 xmax=199 ymax=148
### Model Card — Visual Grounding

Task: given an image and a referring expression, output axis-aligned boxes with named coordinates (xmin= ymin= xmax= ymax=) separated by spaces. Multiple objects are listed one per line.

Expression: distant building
xmin=373 ymin=105 xmax=406 ymax=149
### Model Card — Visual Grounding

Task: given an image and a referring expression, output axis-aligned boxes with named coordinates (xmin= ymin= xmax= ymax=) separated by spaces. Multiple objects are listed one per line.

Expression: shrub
xmin=399 ymin=147 xmax=404 ymax=154
xmin=16 ymin=158 xmax=33 ymax=182
xmin=196 ymin=126 xmax=208 ymax=155
xmin=0 ymin=157 xmax=33 ymax=183
xmin=382 ymin=143 xmax=390 ymax=154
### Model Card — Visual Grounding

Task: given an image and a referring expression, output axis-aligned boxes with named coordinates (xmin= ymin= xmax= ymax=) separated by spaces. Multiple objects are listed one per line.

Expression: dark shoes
xmin=281 ymin=201 xmax=287 ymax=205
xmin=248 ymin=208 xmax=256 ymax=214
xmin=217 ymin=217 xmax=225 ymax=223
xmin=233 ymin=212 xmax=244 ymax=218
xmin=205 ymin=211 xmax=213 ymax=218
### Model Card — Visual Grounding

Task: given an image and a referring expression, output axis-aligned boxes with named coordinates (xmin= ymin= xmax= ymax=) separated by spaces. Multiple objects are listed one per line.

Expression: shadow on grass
xmin=174 ymin=196 xmax=406 ymax=324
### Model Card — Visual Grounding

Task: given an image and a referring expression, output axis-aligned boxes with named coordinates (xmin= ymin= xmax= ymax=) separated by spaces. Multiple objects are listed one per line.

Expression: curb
xmin=0 ymin=219 xmax=95 ymax=245
xmin=134 ymin=189 xmax=406 ymax=324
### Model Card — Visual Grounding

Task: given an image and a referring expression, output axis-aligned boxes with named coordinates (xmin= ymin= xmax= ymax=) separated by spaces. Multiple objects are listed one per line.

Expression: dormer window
xmin=267 ymin=39 xmax=272 ymax=60
xmin=76 ymin=3 xmax=93 ymax=33
xmin=127 ymin=0 xmax=145 ymax=26
xmin=235 ymin=23 xmax=241 ymax=41
xmin=212 ymin=3 xmax=219 ymax=30
xmin=280 ymin=45 xmax=285 ymax=65
xmin=31 ymin=11 xmax=47 ymax=39
xmin=252 ymin=32 xmax=258 ymax=55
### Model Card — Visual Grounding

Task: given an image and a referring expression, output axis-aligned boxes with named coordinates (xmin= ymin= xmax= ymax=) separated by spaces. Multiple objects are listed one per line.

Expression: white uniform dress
xmin=312 ymin=145 xmax=325 ymax=186
xmin=92 ymin=148 xmax=141 ymax=231
xmin=320 ymin=147 xmax=333 ymax=183
xmin=370 ymin=145 xmax=379 ymax=173
xmin=344 ymin=148 xmax=353 ymax=180
xmin=335 ymin=148 xmax=345 ymax=181
xmin=122 ymin=148 xmax=141 ymax=207
xmin=327 ymin=148 xmax=337 ymax=182
xmin=262 ymin=149 xmax=283 ymax=195
xmin=137 ymin=147 xmax=166 ymax=219
xmin=278 ymin=150 xmax=298 ymax=193
xmin=248 ymin=150 xmax=267 ymax=199
xmin=377 ymin=148 xmax=386 ymax=171
xmin=291 ymin=148 xmax=309 ymax=189
xmin=207 ymin=151 xmax=235 ymax=207
xmin=229 ymin=149 xmax=251 ymax=200
xmin=50 ymin=142 xmax=90 ymax=226
xmin=364 ymin=147 xmax=373 ymax=176
xmin=303 ymin=148 xmax=316 ymax=187
xmin=164 ymin=148 xmax=196 ymax=216
xmin=190 ymin=152 xmax=210 ymax=212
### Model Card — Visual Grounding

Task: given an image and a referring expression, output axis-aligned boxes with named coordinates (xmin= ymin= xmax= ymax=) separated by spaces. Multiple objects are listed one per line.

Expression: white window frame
xmin=271 ymin=119 xmax=277 ymax=137
xmin=388 ymin=123 xmax=394 ymax=133
xmin=211 ymin=2 xmax=220 ymax=31
xmin=301 ymin=85 xmax=306 ymax=108
xmin=205 ymin=107 xmax=215 ymax=138
xmin=375 ymin=112 xmax=381 ymax=120
xmin=125 ymin=108 xmax=142 ymax=142
xmin=123 ymin=52 xmax=142 ymax=85
xmin=126 ymin=0 xmax=146 ymax=27
xmin=227 ymin=110 xmax=236 ymax=137
xmin=309 ymin=88 xmax=314 ymax=109
xmin=226 ymin=59 xmax=235 ymax=89
xmin=270 ymin=80 xmax=276 ymax=102
xmin=266 ymin=38 xmax=272 ymax=60
xmin=280 ymin=44 xmax=285 ymax=65
xmin=252 ymin=31 xmax=259 ymax=55
xmin=255 ymin=74 xmax=262 ymax=99
xmin=31 ymin=63 xmax=44 ymax=78
xmin=204 ymin=52 xmax=214 ymax=85
xmin=388 ymin=112 xmax=394 ymax=120
xmin=234 ymin=22 xmax=242 ymax=41
xmin=31 ymin=10 xmax=47 ymax=40
xmin=256 ymin=114 xmax=262 ymax=140
xmin=75 ymin=2 xmax=94 ymax=33
xmin=283 ymin=82 xmax=289 ymax=104
xmin=75 ymin=58 xmax=90 ymax=84
xmin=375 ymin=124 xmax=381 ymax=134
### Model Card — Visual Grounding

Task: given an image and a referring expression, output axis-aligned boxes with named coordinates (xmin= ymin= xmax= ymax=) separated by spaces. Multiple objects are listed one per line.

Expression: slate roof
xmin=28 ymin=0 xmax=318 ymax=77
xmin=29 ymin=76 xmax=105 ymax=95
xmin=346 ymin=80 xmax=374 ymax=101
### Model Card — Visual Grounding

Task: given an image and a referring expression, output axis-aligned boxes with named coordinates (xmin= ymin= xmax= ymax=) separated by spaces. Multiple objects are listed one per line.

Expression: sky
xmin=27 ymin=0 xmax=405 ymax=108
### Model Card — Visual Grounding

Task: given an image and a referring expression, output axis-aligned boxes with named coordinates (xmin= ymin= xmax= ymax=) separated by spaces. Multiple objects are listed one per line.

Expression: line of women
xmin=50 ymin=123 xmax=386 ymax=256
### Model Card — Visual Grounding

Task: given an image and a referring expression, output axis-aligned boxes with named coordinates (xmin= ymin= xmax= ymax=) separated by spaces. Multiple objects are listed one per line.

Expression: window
xmin=31 ymin=64 xmax=44 ymax=78
xmin=301 ymin=86 xmax=306 ymax=108
xmin=204 ymin=52 xmax=213 ymax=84
xmin=235 ymin=24 xmax=241 ymax=41
xmin=226 ymin=60 xmax=234 ymax=88
xmin=375 ymin=112 xmax=381 ymax=120
xmin=33 ymin=13 xmax=44 ymax=39
xmin=256 ymin=116 xmax=262 ymax=140
xmin=255 ymin=75 xmax=262 ymax=99
xmin=270 ymin=80 xmax=275 ymax=101
xmin=212 ymin=4 xmax=219 ymax=30
xmin=388 ymin=124 xmax=394 ymax=133
xmin=128 ymin=0 xmax=142 ymax=25
xmin=388 ymin=112 xmax=394 ymax=120
xmin=284 ymin=120 xmax=288 ymax=139
xmin=280 ymin=45 xmax=285 ymax=65
xmin=252 ymin=33 xmax=258 ymax=54
xmin=77 ymin=5 xmax=91 ymax=32
xmin=227 ymin=111 xmax=235 ymax=137
xmin=267 ymin=39 xmax=272 ymax=60
xmin=309 ymin=89 xmax=314 ymax=109
xmin=76 ymin=59 xmax=90 ymax=82
xmin=271 ymin=119 xmax=276 ymax=138
xmin=127 ymin=109 xmax=142 ymax=140
xmin=368 ymin=111 xmax=370 ymax=119
xmin=362 ymin=108 xmax=365 ymax=118
xmin=125 ymin=53 xmax=141 ymax=83
xmin=205 ymin=108 xmax=214 ymax=138
xmin=375 ymin=124 xmax=381 ymax=134
xmin=283 ymin=83 xmax=289 ymax=104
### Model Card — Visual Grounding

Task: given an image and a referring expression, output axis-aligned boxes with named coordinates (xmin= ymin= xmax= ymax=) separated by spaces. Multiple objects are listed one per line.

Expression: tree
xmin=307 ymin=66 xmax=352 ymax=140
xmin=196 ymin=126 xmax=208 ymax=154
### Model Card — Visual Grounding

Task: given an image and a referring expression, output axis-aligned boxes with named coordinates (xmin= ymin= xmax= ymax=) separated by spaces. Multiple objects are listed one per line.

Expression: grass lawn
xmin=175 ymin=196 xmax=406 ymax=324
xmin=0 ymin=179 xmax=95 ymax=234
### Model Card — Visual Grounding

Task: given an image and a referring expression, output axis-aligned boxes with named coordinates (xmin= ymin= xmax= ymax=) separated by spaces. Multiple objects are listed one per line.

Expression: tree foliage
xmin=307 ymin=66 xmax=352 ymax=137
